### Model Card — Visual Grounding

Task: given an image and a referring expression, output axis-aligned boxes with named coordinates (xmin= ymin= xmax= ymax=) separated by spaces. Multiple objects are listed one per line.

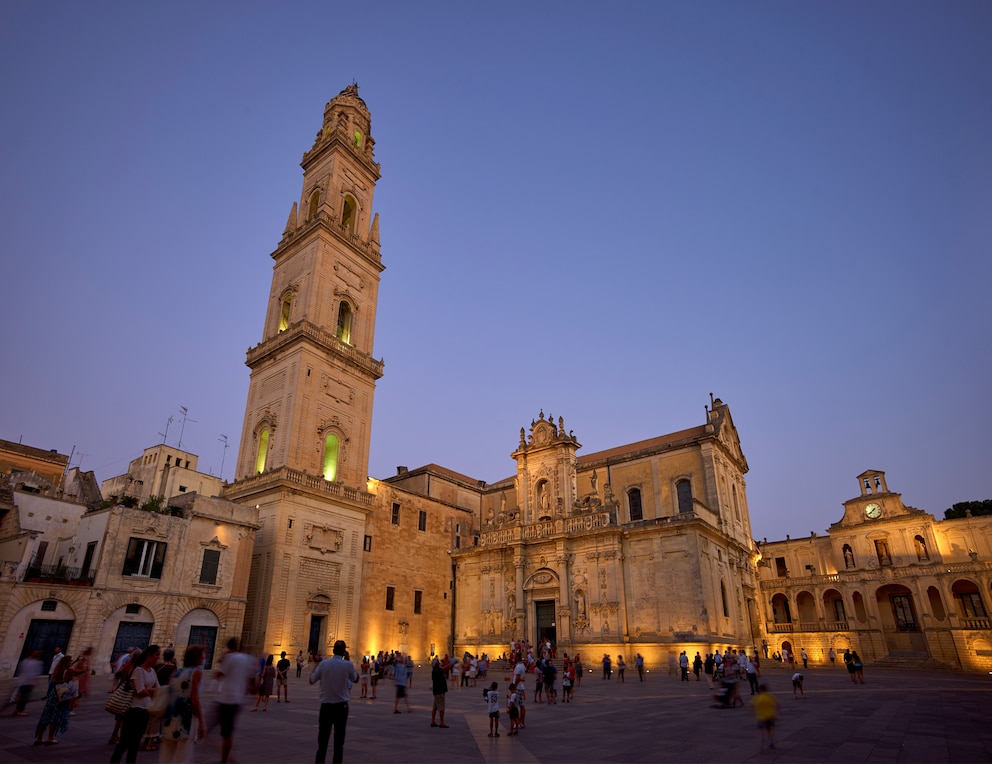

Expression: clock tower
xmin=832 ymin=469 xmax=917 ymax=527
xmin=225 ymin=85 xmax=384 ymax=657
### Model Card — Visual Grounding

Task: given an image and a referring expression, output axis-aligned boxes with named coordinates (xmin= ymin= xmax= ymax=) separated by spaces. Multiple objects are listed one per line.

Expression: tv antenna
xmin=218 ymin=434 xmax=230 ymax=482
xmin=177 ymin=406 xmax=197 ymax=450
xmin=158 ymin=415 xmax=174 ymax=444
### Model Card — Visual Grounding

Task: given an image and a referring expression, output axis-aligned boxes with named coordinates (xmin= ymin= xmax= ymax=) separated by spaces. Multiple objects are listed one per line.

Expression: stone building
xmin=0 ymin=439 xmax=70 ymax=487
xmin=756 ymin=470 xmax=992 ymax=671
xmin=359 ymin=471 xmax=476 ymax=660
xmin=0 ymin=472 xmax=257 ymax=677
xmin=102 ymin=443 xmax=224 ymax=504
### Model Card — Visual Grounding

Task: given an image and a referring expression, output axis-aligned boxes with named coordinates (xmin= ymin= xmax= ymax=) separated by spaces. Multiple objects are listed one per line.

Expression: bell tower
xmin=226 ymin=85 xmax=384 ymax=656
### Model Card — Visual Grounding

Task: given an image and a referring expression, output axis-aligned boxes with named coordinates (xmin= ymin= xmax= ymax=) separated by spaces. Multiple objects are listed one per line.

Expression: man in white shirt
xmin=215 ymin=638 xmax=255 ymax=764
xmin=310 ymin=640 xmax=358 ymax=764
xmin=48 ymin=646 xmax=63 ymax=674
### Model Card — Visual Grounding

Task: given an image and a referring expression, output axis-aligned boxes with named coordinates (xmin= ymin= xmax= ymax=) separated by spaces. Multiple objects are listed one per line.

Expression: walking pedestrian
xmin=32 ymin=652 xmax=81 ymax=746
xmin=850 ymin=651 xmax=865 ymax=683
xmin=214 ymin=638 xmax=255 ymax=764
xmin=751 ymin=684 xmax=778 ymax=751
xmin=110 ymin=645 xmax=160 ymax=762
xmin=12 ymin=651 xmax=43 ymax=716
xmin=635 ymin=653 xmax=645 ymax=682
xmin=391 ymin=651 xmax=411 ymax=713
xmin=159 ymin=645 xmax=206 ymax=764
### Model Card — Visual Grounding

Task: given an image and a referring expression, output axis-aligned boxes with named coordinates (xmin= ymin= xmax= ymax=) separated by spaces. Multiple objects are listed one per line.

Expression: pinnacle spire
xmin=369 ymin=212 xmax=380 ymax=246
xmin=284 ymin=201 xmax=298 ymax=236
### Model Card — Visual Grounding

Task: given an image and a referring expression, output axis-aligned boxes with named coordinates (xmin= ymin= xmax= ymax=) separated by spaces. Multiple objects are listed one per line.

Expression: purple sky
xmin=2 ymin=2 xmax=990 ymax=541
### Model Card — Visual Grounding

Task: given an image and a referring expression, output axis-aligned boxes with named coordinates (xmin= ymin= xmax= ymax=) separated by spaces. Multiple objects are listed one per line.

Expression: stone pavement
xmin=0 ymin=661 xmax=989 ymax=763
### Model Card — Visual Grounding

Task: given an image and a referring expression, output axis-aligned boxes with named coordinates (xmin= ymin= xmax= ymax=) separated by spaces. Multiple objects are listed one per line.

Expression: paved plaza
xmin=0 ymin=662 xmax=989 ymax=763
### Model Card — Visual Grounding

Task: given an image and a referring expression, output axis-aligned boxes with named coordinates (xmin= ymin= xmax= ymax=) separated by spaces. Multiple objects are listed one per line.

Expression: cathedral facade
xmin=450 ymin=402 xmax=759 ymax=663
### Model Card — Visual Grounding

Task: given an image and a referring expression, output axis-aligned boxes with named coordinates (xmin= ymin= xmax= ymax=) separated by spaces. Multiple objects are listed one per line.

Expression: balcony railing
xmin=961 ymin=617 xmax=991 ymax=630
xmin=768 ymin=620 xmax=849 ymax=633
xmin=22 ymin=563 xmax=95 ymax=586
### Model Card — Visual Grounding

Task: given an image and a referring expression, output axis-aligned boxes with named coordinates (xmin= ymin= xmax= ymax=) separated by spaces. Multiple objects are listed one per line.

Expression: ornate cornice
xmin=245 ymin=319 xmax=384 ymax=380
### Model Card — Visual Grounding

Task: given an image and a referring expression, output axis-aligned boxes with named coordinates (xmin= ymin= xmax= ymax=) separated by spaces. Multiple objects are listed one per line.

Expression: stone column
xmin=514 ymin=553 xmax=525 ymax=642
xmin=556 ymin=551 xmax=570 ymax=646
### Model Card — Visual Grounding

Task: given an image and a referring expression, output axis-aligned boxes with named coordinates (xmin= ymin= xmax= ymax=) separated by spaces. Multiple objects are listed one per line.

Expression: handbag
xmin=55 ymin=678 xmax=79 ymax=702
xmin=105 ymin=677 xmax=134 ymax=716
xmin=148 ymin=683 xmax=171 ymax=718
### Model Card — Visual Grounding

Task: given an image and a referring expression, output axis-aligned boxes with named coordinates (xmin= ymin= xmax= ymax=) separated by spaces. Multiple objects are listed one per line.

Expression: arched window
xmin=341 ymin=196 xmax=356 ymax=231
xmin=676 ymin=479 xmax=693 ymax=513
xmin=323 ymin=433 xmax=339 ymax=482
xmin=842 ymin=544 xmax=855 ymax=569
xmin=307 ymin=190 xmax=320 ymax=220
xmin=721 ymin=580 xmax=729 ymax=617
xmin=279 ymin=295 xmax=292 ymax=332
xmin=335 ymin=301 xmax=353 ymax=344
xmin=628 ymin=488 xmax=643 ymax=522
xmin=255 ymin=428 xmax=269 ymax=474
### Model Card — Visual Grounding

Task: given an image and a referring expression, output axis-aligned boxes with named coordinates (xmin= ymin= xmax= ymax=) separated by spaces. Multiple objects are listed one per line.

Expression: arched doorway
xmin=875 ymin=584 xmax=928 ymax=657
xmin=176 ymin=608 xmax=221 ymax=668
xmin=523 ymin=568 xmax=559 ymax=648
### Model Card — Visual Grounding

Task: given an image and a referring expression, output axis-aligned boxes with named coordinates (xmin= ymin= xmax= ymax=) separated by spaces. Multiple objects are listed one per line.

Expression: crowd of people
xmin=7 ymin=637 xmax=869 ymax=762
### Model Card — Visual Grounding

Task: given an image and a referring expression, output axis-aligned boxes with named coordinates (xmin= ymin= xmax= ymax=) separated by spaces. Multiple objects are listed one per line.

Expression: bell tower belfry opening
xmin=226 ymin=85 xmax=384 ymax=657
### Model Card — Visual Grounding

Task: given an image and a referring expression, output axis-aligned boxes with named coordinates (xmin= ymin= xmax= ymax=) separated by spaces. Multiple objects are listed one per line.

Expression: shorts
xmin=508 ymin=706 xmax=519 ymax=719
xmin=396 ymin=686 xmax=407 ymax=698
xmin=276 ymin=676 xmax=288 ymax=687
xmin=361 ymin=675 xmax=369 ymax=686
xmin=489 ymin=711 xmax=500 ymax=719
xmin=218 ymin=703 xmax=240 ymax=738
xmin=757 ymin=719 xmax=775 ymax=730
xmin=432 ymin=693 xmax=446 ymax=711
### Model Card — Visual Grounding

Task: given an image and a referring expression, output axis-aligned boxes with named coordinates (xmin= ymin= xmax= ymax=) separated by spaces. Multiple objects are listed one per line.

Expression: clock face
xmin=865 ymin=502 xmax=882 ymax=519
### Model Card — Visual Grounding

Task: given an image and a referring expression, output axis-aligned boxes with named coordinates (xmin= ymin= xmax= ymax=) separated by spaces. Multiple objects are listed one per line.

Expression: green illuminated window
xmin=323 ymin=433 xmax=339 ymax=482
xmin=255 ymin=428 xmax=269 ymax=474
xmin=342 ymin=196 xmax=356 ymax=231
xmin=335 ymin=301 xmax=352 ymax=344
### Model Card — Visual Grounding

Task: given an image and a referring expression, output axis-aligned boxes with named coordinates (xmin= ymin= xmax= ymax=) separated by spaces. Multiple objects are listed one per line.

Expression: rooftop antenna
xmin=218 ymin=434 xmax=229 ymax=482
xmin=75 ymin=451 xmax=89 ymax=470
xmin=158 ymin=415 xmax=174 ymax=444
xmin=177 ymin=406 xmax=197 ymax=451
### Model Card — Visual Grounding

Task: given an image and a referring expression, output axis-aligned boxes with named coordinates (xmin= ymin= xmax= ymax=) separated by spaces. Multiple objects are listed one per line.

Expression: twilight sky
xmin=2 ymin=1 xmax=990 ymax=541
